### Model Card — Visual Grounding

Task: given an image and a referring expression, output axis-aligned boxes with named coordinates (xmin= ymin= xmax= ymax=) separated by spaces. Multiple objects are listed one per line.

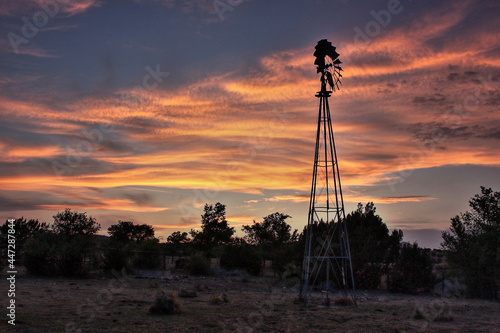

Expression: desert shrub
xmin=149 ymin=291 xmax=182 ymax=315
xmin=132 ymin=240 xmax=163 ymax=269
xmin=220 ymin=244 xmax=262 ymax=276
xmin=185 ymin=253 xmax=211 ymax=276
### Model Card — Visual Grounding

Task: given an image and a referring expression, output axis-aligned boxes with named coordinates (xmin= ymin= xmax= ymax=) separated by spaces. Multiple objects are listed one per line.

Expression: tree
xmin=190 ymin=203 xmax=234 ymax=254
xmin=242 ymin=212 xmax=298 ymax=246
xmin=344 ymin=202 xmax=401 ymax=268
xmin=387 ymin=243 xmax=435 ymax=294
xmin=105 ymin=221 xmax=159 ymax=271
xmin=442 ymin=186 xmax=500 ymax=299
xmin=342 ymin=202 xmax=404 ymax=289
xmin=27 ymin=209 xmax=100 ymax=277
xmin=108 ymin=221 xmax=156 ymax=244
xmin=23 ymin=232 xmax=60 ymax=276
xmin=220 ymin=242 xmax=263 ymax=276
xmin=167 ymin=231 xmax=190 ymax=245
xmin=0 ymin=217 xmax=49 ymax=258
xmin=53 ymin=208 xmax=100 ymax=236
xmin=242 ymin=212 xmax=299 ymax=276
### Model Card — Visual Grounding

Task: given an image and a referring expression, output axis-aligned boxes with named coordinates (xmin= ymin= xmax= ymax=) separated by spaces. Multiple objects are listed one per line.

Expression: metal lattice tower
xmin=300 ymin=40 xmax=356 ymax=306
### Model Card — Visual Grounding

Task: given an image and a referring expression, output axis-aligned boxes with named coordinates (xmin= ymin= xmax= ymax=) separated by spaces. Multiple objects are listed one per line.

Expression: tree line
xmin=1 ymin=186 xmax=498 ymax=299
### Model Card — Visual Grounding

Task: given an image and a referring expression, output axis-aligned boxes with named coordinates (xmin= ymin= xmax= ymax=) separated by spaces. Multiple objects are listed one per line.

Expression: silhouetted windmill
xmin=300 ymin=39 xmax=356 ymax=306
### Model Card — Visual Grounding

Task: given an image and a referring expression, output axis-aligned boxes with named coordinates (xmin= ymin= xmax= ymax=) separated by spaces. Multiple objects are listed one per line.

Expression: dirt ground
xmin=1 ymin=268 xmax=499 ymax=333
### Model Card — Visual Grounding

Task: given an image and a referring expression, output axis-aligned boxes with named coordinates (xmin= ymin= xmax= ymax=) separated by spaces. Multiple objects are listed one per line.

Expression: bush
xmin=271 ymin=242 xmax=302 ymax=277
xmin=387 ymin=243 xmax=435 ymax=294
xmin=132 ymin=240 xmax=163 ymax=270
xmin=185 ymin=253 xmax=211 ymax=276
xmin=59 ymin=234 xmax=97 ymax=277
xmin=149 ymin=291 xmax=182 ymax=315
xmin=103 ymin=247 xmax=132 ymax=273
xmin=23 ymin=232 xmax=97 ymax=277
xmin=23 ymin=232 xmax=59 ymax=276
xmin=220 ymin=244 xmax=262 ymax=276
xmin=355 ymin=264 xmax=384 ymax=290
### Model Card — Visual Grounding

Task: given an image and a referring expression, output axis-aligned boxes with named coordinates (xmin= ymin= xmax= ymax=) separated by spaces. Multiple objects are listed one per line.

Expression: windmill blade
xmin=326 ymin=72 xmax=334 ymax=90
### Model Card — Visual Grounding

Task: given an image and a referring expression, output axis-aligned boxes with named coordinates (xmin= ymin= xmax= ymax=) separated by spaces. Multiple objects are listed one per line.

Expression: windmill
xmin=300 ymin=39 xmax=356 ymax=306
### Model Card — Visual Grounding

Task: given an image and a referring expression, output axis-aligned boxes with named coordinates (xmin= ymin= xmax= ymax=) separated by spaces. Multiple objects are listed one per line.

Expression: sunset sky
xmin=1 ymin=0 xmax=499 ymax=249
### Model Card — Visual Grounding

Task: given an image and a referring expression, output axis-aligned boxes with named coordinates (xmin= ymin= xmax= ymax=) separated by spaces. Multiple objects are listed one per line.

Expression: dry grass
xmin=1 ymin=270 xmax=498 ymax=333
xmin=149 ymin=290 xmax=183 ymax=315
xmin=208 ymin=293 xmax=228 ymax=305
xmin=333 ymin=297 xmax=354 ymax=306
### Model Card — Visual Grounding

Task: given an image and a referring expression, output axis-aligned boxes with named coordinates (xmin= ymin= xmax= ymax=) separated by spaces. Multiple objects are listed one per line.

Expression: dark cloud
xmin=485 ymin=90 xmax=500 ymax=106
xmin=0 ymin=195 xmax=40 ymax=211
xmin=383 ymin=195 xmax=433 ymax=200
xmin=0 ymin=189 xmax=101 ymax=211
xmin=123 ymin=192 xmax=156 ymax=206
xmin=347 ymin=50 xmax=407 ymax=68
xmin=446 ymin=70 xmax=483 ymax=84
xmin=477 ymin=129 xmax=500 ymax=140
xmin=0 ymin=157 xmax=133 ymax=178
xmin=408 ymin=122 xmax=497 ymax=142
xmin=115 ymin=116 xmax=174 ymax=135
xmin=412 ymin=93 xmax=447 ymax=106
xmin=350 ymin=153 xmax=399 ymax=162
xmin=412 ymin=121 xmax=500 ymax=142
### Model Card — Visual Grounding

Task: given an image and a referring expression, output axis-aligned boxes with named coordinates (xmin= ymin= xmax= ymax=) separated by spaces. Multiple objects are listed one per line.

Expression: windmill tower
xmin=300 ymin=39 xmax=356 ymax=306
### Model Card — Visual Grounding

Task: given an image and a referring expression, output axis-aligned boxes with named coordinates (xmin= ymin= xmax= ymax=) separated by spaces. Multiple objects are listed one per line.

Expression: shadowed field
xmin=1 ymin=269 xmax=499 ymax=333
